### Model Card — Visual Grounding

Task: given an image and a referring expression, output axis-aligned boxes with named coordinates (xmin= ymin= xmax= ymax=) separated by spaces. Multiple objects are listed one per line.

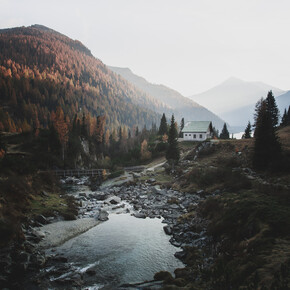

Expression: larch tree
xmin=52 ymin=107 xmax=69 ymax=162
xmin=166 ymin=115 xmax=180 ymax=169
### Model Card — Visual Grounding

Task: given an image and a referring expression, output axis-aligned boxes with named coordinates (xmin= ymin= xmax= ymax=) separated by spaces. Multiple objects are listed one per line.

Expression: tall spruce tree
xmin=220 ymin=123 xmax=230 ymax=139
xmin=179 ymin=117 xmax=184 ymax=137
xmin=253 ymin=98 xmax=282 ymax=169
xmin=243 ymin=121 xmax=252 ymax=138
xmin=166 ymin=115 xmax=180 ymax=167
xmin=265 ymin=90 xmax=279 ymax=128
xmin=158 ymin=113 xmax=168 ymax=135
xmin=280 ymin=108 xmax=288 ymax=126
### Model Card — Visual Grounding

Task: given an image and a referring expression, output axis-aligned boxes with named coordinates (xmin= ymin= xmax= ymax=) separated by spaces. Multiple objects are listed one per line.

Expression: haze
xmin=1 ymin=0 xmax=289 ymax=96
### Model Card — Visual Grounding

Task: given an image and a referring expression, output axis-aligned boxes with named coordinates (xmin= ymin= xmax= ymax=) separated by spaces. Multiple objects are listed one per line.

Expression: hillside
xmin=0 ymin=25 xmax=165 ymax=133
xmin=190 ymin=77 xmax=285 ymax=125
xmin=109 ymin=66 xmax=226 ymax=130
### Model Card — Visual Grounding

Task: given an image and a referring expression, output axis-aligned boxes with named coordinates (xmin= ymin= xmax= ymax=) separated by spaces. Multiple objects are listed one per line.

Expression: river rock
xmin=35 ymin=215 xmax=48 ymax=225
xmin=133 ymin=213 xmax=146 ymax=219
xmin=133 ymin=172 xmax=141 ymax=178
xmin=85 ymin=269 xmax=96 ymax=276
xmin=163 ymin=226 xmax=172 ymax=235
xmin=152 ymin=186 xmax=162 ymax=194
xmin=105 ymin=196 xmax=121 ymax=205
xmin=98 ymin=210 xmax=109 ymax=221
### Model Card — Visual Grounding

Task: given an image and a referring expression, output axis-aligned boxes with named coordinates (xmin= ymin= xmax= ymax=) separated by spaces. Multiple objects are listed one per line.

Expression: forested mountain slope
xmin=0 ymin=25 xmax=164 ymax=133
xmin=109 ymin=66 xmax=226 ymax=129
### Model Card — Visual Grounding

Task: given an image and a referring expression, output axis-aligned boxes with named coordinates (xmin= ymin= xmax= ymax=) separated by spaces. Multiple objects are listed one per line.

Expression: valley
xmin=0 ymin=23 xmax=289 ymax=290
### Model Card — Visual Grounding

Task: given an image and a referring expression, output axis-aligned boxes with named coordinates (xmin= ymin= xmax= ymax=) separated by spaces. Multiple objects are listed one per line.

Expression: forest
xmin=0 ymin=25 xmax=165 ymax=135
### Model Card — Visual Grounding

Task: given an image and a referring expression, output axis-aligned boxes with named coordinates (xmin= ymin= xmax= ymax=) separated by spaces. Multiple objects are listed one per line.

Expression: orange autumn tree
xmin=140 ymin=139 xmax=152 ymax=160
xmin=52 ymin=107 xmax=69 ymax=161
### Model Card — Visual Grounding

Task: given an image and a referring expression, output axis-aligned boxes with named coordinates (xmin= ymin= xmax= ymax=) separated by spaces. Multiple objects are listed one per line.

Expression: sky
xmin=0 ymin=0 xmax=289 ymax=96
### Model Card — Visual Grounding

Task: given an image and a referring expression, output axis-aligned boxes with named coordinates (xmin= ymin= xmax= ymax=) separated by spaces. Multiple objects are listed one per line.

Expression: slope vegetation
xmin=0 ymin=25 xmax=163 ymax=133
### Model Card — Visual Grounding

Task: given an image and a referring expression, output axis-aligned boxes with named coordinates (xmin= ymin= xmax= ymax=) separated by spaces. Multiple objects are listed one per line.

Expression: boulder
xmin=133 ymin=213 xmax=146 ymax=219
xmin=152 ymin=186 xmax=162 ymax=194
xmin=85 ymin=269 xmax=96 ymax=276
xmin=163 ymin=226 xmax=172 ymax=235
xmin=106 ymin=196 xmax=121 ymax=205
xmin=98 ymin=210 xmax=109 ymax=221
xmin=133 ymin=172 xmax=141 ymax=178
xmin=35 ymin=215 xmax=48 ymax=225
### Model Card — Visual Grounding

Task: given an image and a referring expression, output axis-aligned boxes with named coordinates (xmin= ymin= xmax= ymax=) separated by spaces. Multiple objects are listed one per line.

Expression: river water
xmin=47 ymin=180 xmax=184 ymax=289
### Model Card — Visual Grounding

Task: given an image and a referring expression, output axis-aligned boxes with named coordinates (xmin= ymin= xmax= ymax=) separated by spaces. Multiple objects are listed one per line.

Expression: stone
xmin=133 ymin=172 xmax=141 ymax=178
xmin=133 ymin=213 xmax=146 ymax=219
xmin=35 ymin=215 xmax=48 ymax=225
xmin=152 ymin=186 xmax=162 ymax=194
xmin=106 ymin=196 xmax=121 ymax=205
xmin=85 ymin=269 xmax=96 ymax=276
xmin=163 ymin=226 xmax=172 ymax=235
xmin=98 ymin=210 xmax=109 ymax=221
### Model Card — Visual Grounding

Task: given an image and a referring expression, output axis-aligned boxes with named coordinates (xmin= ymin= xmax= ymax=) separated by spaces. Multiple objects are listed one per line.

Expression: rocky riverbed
xmin=0 ymin=173 xmax=211 ymax=289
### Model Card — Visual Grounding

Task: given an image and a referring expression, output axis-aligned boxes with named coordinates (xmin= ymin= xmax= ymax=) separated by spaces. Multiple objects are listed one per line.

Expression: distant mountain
xmin=277 ymin=91 xmax=290 ymax=112
xmin=109 ymin=66 xmax=226 ymax=130
xmin=0 ymin=25 xmax=165 ymax=133
xmin=222 ymin=90 xmax=290 ymax=127
xmin=190 ymin=77 xmax=285 ymax=119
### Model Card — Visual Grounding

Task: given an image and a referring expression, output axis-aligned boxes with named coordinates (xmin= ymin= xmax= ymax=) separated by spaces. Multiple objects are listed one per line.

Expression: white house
xmin=182 ymin=121 xmax=212 ymax=141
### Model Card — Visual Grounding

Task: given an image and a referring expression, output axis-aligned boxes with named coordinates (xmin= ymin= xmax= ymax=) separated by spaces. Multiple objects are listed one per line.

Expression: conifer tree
xmin=243 ymin=121 xmax=252 ymax=138
xmin=220 ymin=123 xmax=229 ymax=139
xmin=253 ymin=98 xmax=281 ymax=169
xmin=280 ymin=108 xmax=288 ymax=126
xmin=265 ymin=90 xmax=279 ymax=128
xmin=135 ymin=126 xmax=139 ymax=137
xmin=166 ymin=115 xmax=180 ymax=168
xmin=158 ymin=113 xmax=168 ymax=135
xmin=179 ymin=117 xmax=184 ymax=137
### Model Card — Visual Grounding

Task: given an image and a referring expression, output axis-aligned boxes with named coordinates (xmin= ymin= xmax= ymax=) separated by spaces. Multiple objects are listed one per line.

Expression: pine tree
xmin=253 ymin=98 xmax=282 ymax=169
xmin=243 ymin=121 xmax=252 ymax=138
xmin=280 ymin=109 xmax=288 ymax=127
xmin=220 ymin=123 xmax=229 ymax=139
xmin=166 ymin=115 xmax=180 ymax=168
xmin=158 ymin=113 xmax=168 ymax=135
xmin=265 ymin=90 xmax=279 ymax=128
xmin=179 ymin=117 xmax=184 ymax=137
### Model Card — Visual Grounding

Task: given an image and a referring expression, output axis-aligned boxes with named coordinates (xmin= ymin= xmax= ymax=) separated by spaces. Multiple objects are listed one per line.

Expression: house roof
xmin=182 ymin=121 xmax=211 ymax=133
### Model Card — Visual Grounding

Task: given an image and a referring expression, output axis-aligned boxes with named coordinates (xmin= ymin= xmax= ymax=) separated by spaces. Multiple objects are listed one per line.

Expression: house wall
xmin=183 ymin=132 xmax=207 ymax=141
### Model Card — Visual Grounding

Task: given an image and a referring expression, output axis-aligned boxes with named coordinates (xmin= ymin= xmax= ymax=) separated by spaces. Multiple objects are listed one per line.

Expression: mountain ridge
xmin=0 ymin=25 xmax=164 ymax=133
xmin=190 ymin=77 xmax=285 ymax=117
xmin=109 ymin=66 xmax=226 ymax=129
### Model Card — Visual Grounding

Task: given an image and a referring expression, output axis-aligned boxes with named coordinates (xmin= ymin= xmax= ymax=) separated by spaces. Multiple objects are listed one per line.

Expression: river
xmin=42 ymin=179 xmax=184 ymax=289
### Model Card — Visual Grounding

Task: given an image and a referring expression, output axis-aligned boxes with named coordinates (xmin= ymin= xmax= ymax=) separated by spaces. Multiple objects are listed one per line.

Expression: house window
xmin=199 ymin=134 xmax=202 ymax=138
xmin=188 ymin=134 xmax=191 ymax=136
xmin=193 ymin=134 xmax=196 ymax=138
xmin=185 ymin=134 xmax=187 ymax=136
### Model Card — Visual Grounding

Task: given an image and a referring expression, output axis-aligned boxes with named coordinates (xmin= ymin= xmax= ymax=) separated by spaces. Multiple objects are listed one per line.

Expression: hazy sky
xmin=1 ymin=0 xmax=289 ymax=96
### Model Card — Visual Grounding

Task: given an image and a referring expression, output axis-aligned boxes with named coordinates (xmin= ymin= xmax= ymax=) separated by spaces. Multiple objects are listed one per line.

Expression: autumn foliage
xmin=0 ymin=25 xmax=160 ymax=135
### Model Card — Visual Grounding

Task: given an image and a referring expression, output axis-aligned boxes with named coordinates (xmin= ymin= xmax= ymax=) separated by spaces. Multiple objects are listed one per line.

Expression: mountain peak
xmin=222 ymin=76 xmax=245 ymax=85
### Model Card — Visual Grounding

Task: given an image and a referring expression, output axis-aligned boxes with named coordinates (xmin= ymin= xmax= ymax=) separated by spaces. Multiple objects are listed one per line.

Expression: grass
xmin=29 ymin=192 xmax=77 ymax=219
xmin=198 ymin=189 xmax=290 ymax=288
